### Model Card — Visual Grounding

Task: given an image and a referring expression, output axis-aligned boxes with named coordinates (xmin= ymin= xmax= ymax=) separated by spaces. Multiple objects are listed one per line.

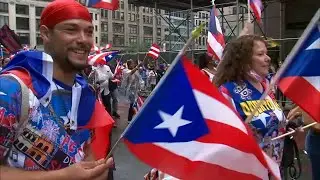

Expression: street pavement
xmin=112 ymin=95 xmax=150 ymax=180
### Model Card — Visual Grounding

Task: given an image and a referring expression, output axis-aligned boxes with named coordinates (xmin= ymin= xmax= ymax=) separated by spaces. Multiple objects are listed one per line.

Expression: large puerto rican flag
xmin=207 ymin=4 xmax=225 ymax=62
xmin=123 ymin=55 xmax=280 ymax=179
xmin=279 ymin=9 xmax=320 ymax=122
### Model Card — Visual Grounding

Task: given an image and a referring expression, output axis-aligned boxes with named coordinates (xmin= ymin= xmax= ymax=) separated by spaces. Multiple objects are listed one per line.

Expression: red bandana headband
xmin=40 ymin=0 xmax=92 ymax=29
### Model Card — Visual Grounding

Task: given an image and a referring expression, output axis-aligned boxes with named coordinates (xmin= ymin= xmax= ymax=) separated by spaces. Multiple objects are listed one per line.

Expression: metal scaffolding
xmin=127 ymin=0 xmax=319 ymax=68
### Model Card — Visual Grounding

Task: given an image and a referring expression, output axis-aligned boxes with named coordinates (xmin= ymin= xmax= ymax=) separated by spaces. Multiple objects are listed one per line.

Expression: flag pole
xmin=272 ymin=122 xmax=317 ymax=141
xmin=244 ymin=9 xmax=320 ymax=124
xmin=247 ymin=0 xmax=251 ymax=22
xmin=105 ymin=23 xmax=206 ymax=160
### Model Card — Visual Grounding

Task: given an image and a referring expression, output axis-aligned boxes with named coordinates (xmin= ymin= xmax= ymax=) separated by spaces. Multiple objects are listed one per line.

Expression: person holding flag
xmin=214 ymin=35 xmax=287 ymax=168
xmin=0 ymin=0 xmax=114 ymax=179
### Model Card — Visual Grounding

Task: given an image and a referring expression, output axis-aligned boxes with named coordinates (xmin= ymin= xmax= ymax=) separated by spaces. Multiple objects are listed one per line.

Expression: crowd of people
xmin=0 ymin=1 xmax=318 ymax=180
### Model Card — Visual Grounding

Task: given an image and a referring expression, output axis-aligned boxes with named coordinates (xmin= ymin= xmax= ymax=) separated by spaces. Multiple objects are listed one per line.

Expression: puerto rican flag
xmin=133 ymin=96 xmax=144 ymax=115
xmin=123 ymin=56 xmax=280 ymax=179
xmin=100 ymin=44 xmax=112 ymax=52
xmin=85 ymin=0 xmax=119 ymax=10
xmin=279 ymin=10 xmax=320 ymax=122
xmin=88 ymin=51 xmax=119 ymax=66
xmin=249 ymin=0 xmax=263 ymax=23
xmin=147 ymin=43 xmax=161 ymax=60
xmin=207 ymin=4 xmax=225 ymax=62
xmin=90 ymin=45 xmax=100 ymax=55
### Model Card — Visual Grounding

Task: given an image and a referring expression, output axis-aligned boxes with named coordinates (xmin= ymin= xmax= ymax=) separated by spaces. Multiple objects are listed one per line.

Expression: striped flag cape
xmin=1 ymin=50 xmax=114 ymax=159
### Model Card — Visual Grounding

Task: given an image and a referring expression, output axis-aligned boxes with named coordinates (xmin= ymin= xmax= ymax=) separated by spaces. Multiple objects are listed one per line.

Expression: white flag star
xmin=306 ymin=38 xmax=320 ymax=50
xmin=0 ymin=91 xmax=7 ymax=96
xmin=154 ymin=106 xmax=192 ymax=137
xmin=252 ymin=112 xmax=270 ymax=127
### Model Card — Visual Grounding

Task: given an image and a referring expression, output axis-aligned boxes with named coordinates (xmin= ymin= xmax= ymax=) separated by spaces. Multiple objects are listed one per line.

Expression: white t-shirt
xmin=93 ymin=65 xmax=113 ymax=95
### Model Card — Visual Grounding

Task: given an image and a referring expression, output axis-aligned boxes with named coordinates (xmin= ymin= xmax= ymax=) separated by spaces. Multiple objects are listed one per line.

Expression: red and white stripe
xmin=100 ymin=43 xmax=112 ymax=51
xmin=250 ymin=0 xmax=263 ymax=23
xmin=147 ymin=43 xmax=160 ymax=60
xmin=125 ymin=60 xmax=280 ymax=180
xmin=88 ymin=52 xmax=112 ymax=66
xmin=133 ymin=96 xmax=144 ymax=114
xmin=207 ymin=6 xmax=225 ymax=62
xmin=90 ymin=45 xmax=100 ymax=54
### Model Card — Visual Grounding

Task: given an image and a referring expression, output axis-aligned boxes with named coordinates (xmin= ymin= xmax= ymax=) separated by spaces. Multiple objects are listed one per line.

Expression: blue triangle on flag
xmin=282 ymin=23 xmax=320 ymax=77
xmin=124 ymin=59 xmax=209 ymax=144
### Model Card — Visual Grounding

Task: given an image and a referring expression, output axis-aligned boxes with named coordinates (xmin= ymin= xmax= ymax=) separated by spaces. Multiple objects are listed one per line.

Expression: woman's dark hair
xmin=214 ymin=35 xmax=267 ymax=87
xmin=198 ymin=53 xmax=211 ymax=69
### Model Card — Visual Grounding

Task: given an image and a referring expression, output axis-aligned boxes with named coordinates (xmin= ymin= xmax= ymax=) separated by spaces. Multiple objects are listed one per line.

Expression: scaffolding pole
xmin=190 ymin=0 xmax=195 ymax=62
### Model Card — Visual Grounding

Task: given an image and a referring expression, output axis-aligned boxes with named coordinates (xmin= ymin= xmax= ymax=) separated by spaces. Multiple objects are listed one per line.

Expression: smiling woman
xmin=214 ymin=35 xmax=287 ymax=175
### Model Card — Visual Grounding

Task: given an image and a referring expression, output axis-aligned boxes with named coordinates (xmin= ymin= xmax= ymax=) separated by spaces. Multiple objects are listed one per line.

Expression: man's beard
xmin=61 ymin=57 xmax=89 ymax=73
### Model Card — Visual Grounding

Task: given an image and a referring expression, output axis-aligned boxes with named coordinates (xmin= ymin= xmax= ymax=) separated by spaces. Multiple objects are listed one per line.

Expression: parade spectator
xmin=0 ymin=1 xmax=113 ymax=179
xmin=123 ymin=59 xmax=142 ymax=123
xmin=198 ymin=53 xmax=217 ymax=82
xmin=215 ymin=35 xmax=286 ymax=171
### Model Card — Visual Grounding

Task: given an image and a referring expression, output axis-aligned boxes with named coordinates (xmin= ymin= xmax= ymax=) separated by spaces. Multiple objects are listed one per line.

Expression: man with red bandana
xmin=0 ymin=0 xmax=114 ymax=179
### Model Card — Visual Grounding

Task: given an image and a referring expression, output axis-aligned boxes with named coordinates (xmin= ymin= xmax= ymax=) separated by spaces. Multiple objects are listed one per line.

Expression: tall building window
xmin=112 ymin=11 xmax=120 ymax=20
xmin=157 ymin=18 xmax=161 ymax=25
xmin=16 ymin=17 xmax=29 ymax=30
xmin=35 ymin=7 xmax=44 ymax=17
xmin=143 ymin=37 xmax=152 ymax=46
xmin=101 ymin=33 xmax=108 ymax=44
xmin=95 ymin=25 xmax=98 ymax=32
xmin=0 ymin=2 xmax=8 ymax=13
xmin=128 ymin=13 xmax=136 ymax=22
xmin=143 ymin=26 xmax=153 ymax=36
xmin=129 ymin=36 xmax=137 ymax=44
xmin=101 ymin=22 xmax=108 ymax=32
xmin=0 ymin=15 xmax=9 ymax=27
xmin=36 ymin=19 xmax=40 ymax=31
xmin=120 ymin=1 xmax=124 ymax=9
xmin=36 ymin=33 xmax=43 ymax=45
xmin=18 ymin=33 xmax=30 ymax=45
xmin=129 ymin=25 xmax=137 ymax=34
xmin=113 ymin=23 xmax=124 ymax=33
xmin=101 ymin=9 xmax=108 ymax=19
xmin=95 ymin=14 xmax=98 ymax=20
xmin=113 ymin=35 xmax=124 ymax=46
xmin=157 ymin=28 xmax=161 ymax=36
xmin=16 ymin=5 xmax=29 ymax=15
xmin=120 ymin=12 xmax=124 ymax=20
